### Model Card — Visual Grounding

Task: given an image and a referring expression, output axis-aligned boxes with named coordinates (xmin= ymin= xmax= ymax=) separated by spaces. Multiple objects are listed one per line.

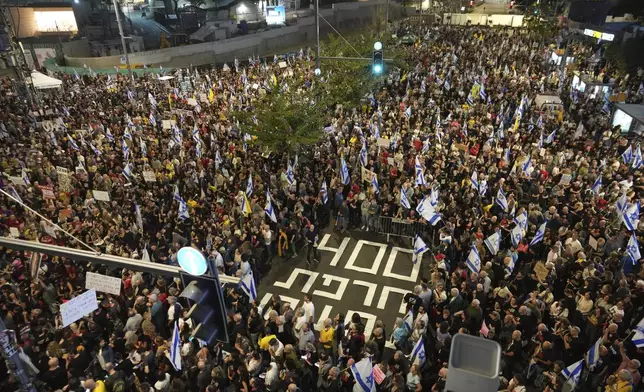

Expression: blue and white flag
xmin=7 ymin=185 xmax=22 ymax=204
xmin=246 ymin=175 xmax=254 ymax=197
xmin=286 ymin=161 xmax=295 ymax=185
xmin=484 ymin=231 xmax=500 ymax=255
xmin=538 ymin=132 xmax=543 ymax=149
xmin=149 ymin=113 xmax=156 ymax=127
xmin=360 ymin=142 xmax=368 ymax=167
xmin=422 ymin=137 xmax=431 ymax=154
xmin=470 ymin=170 xmax=479 ymax=190
xmin=430 ymin=187 xmax=439 ymax=207
xmin=415 ymin=156 xmax=426 ymax=186
xmin=410 ymin=337 xmax=426 ymax=367
xmin=168 ymin=322 xmax=182 ymax=371
xmin=89 ymin=142 xmax=101 ymax=156
xmin=122 ymin=162 xmax=134 ymax=181
xmin=627 ymin=234 xmax=641 ymax=264
xmin=622 ymin=145 xmax=633 ymax=165
xmin=622 ymin=202 xmax=640 ymax=231
xmin=503 ymin=148 xmax=511 ymax=165
xmin=413 ymin=235 xmax=428 ymax=264
xmin=404 ymin=106 xmax=412 ymax=118
xmin=173 ymin=125 xmax=182 ymax=145
xmin=536 ymin=115 xmax=543 ymax=129
xmin=350 ymin=357 xmax=375 ymax=392
xmin=478 ymin=180 xmax=488 ymax=196
xmin=496 ymin=187 xmax=508 ymax=211
xmin=497 ymin=122 xmax=504 ymax=140
xmin=122 ymin=138 xmax=130 ymax=161
xmin=633 ymin=144 xmax=642 ymax=169
xmin=140 ymin=138 xmax=147 ymax=156
xmin=530 ymin=221 xmax=547 ymax=247
xmin=400 ymin=188 xmax=411 ymax=209
xmin=371 ymin=174 xmax=379 ymax=194
xmin=617 ymin=193 xmax=628 ymax=214
xmin=467 ymin=244 xmax=481 ymax=273
xmin=511 ymin=225 xmax=523 ymax=248
xmin=545 ymin=128 xmax=556 ymax=144
xmin=68 ymin=135 xmax=79 ymax=151
xmin=21 ymin=168 xmax=30 ymax=186
xmin=340 ymin=157 xmax=350 ymax=185
xmin=215 ymin=150 xmax=223 ymax=167
xmin=134 ymin=202 xmax=143 ymax=230
xmin=148 ymin=93 xmax=157 ymax=107
xmin=105 ymin=128 xmax=115 ymax=143
xmin=514 ymin=211 xmax=528 ymax=230
xmin=466 ymin=92 xmax=474 ymax=106
xmin=403 ymin=309 xmax=414 ymax=332
xmin=632 ymin=318 xmax=644 ymax=348
xmin=178 ymin=197 xmax=190 ymax=220
xmin=586 ymin=338 xmax=603 ymax=371
xmin=591 ymin=175 xmax=602 ymax=195
xmin=479 ymin=83 xmax=487 ymax=101
xmin=239 ymin=270 xmax=257 ymax=301
xmin=127 ymin=89 xmax=135 ymax=100
xmin=320 ymin=180 xmax=329 ymax=204
xmin=505 ymin=253 xmax=517 ymax=278
xmin=522 ymin=155 xmax=532 ymax=177
xmin=192 ymin=127 xmax=200 ymax=143
xmin=462 ymin=122 xmax=468 ymax=137
xmin=561 ymin=359 xmax=583 ymax=390
xmin=264 ymin=190 xmax=277 ymax=223
xmin=123 ymin=127 xmax=133 ymax=141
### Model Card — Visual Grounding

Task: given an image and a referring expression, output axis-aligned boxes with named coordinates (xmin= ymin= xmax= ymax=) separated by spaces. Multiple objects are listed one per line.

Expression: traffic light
xmin=372 ymin=41 xmax=384 ymax=75
xmin=179 ymin=271 xmax=230 ymax=344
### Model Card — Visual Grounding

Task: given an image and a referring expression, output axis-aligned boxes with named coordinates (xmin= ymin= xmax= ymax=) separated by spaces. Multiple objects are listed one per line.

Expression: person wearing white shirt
xmin=302 ymin=294 xmax=315 ymax=325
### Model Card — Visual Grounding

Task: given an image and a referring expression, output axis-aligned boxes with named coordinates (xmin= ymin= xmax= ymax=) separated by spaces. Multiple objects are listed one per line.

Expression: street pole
xmin=385 ymin=0 xmax=389 ymax=40
xmin=112 ymin=0 xmax=134 ymax=86
xmin=0 ymin=319 xmax=37 ymax=392
xmin=315 ymin=0 xmax=320 ymax=70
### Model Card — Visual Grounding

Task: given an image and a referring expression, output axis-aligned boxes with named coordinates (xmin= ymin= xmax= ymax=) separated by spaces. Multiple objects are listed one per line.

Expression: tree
xmin=523 ymin=4 xmax=559 ymax=43
xmin=232 ymin=89 xmax=325 ymax=153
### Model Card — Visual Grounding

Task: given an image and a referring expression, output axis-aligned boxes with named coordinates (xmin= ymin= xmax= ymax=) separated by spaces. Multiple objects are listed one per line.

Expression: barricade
xmin=377 ymin=216 xmax=426 ymax=242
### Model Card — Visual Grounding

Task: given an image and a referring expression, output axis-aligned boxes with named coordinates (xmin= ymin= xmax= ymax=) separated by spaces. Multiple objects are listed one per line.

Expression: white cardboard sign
xmin=92 ymin=190 xmax=111 ymax=202
xmin=60 ymin=289 xmax=98 ymax=327
xmin=142 ymin=171 xmax=156 ymax=182
xmin=85 ymin=272 xmax=122 ymax=296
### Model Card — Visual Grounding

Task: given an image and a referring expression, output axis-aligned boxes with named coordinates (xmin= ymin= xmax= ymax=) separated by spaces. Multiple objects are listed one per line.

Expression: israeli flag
xmin=528 ymin=119 xmax=535 ymax=133
xmin=371 ymin=174 xmax=379 ymax=194
xmin=21 ymin=168 xmax=30 ymax=186
xmin=478 ymin=180 xmax=488 ymax=196
xmin=503 ymin=148 xmax=511 ymax=165
xmin=173 ymin=126 xmax=182 ymax=145
xmin=511 ymin=225 xmax=523 ymax=248
xmin=68 ymin=135 xmax=80 ymax=151
xmin=514 ymin=211 xmax=528 ymax=230
xmin=127 ymin=89 xmax=135 ymax=100
xmin=522 ymin=155 xmax=532 ymax=177
xmin=466 ymin=92 xmax=474 ymax=106
xmin=178 ymin=198 xmax=190 ymax=220
xmin=89 ymin=142 xmax=101 ymax=156
xmin=140 ymin=138 xmax=147 ymax=156
xmin=148 ymin=93 xmax=157 ymax=107
xmin=632 ymin=317 xmax=644 ymax=347
xmin=627 ymin=235 xmax=641 ymax=264
xmin=400 ymin=188 xmax=411 ymax=209
xmin=538 ymin=132 xmax=543 ymax=149
xmin=484 ymin=231 xmax=500 ymax=255
xmin=617 ymin=194 xmax=628 ymax=214
xmin=422 ymin=137 xmax=430 ymax=154
xmin=134 ymin=203 xmax=143 ymax=230
xmin=341 ymin=157 xmax=350 ymax=185
xmin=149 ymin=113 xmax=156 ymax=127
xmin=410 ymin=337 xmax=426 ymax=367
xmin=561 ymin=359 xmax=583 ymax=390
xmin=173 ymin=185 xmax=182 ymax=203
xmin=123 ymin=127 xmax=133 ymax=141
xmin=286 ymin=161 xmax=295 ymax=185
xmin=403 ymin=309 xmax=414 ymax=332
xmin=497 ymin=122 xmax=504 ymax=140
xmin=105 ymin=128 xmax=115 ymax=143
xmin=350 ymin=357 xmax=375 ymax=392
xmin=239 ymin=270 xmax=257 ymax=301
xmin=467 ymin=244 xmax=481 ymax=273
xmin=545 ymin=128 xmax=556 ymax=144
xmin=462 ymin=122 xmax=468 ymax=137
xmin=192 ymin=127 xmax=201 ymax=143
xmin=586 ymin=338 xmax=603 ymax=371
xmin=360 ymin=142 xmax=368 ymax=167
xmin=413 ymin=235 xmax=428 ymax=264
xmin=496 ymin=187 xmax=508 ymax=211
xmin=50 ymin=132 xmax=58 ymax=147
xmin=622 ymin=202 xmax=640 ymax=231
xmin=536 ymin=115 xmax=543 ymax=129
xmin=196 ymin=140 xmax=203 ymax=158
xmin=470 ymin=170 xmax=479 ymax=190
xmin=168 ymin=322 xmax=182 ymax=371
xmin=591 ymin=175 xmax=602 ymax=195
xmin=215 ymin=150 xmax=223 ymax=167
xmin=530 ymin=221 xmax=547 ymax=247
xmin=633 ymin=144 xmax=642 ymax=169
xmin=415 ymin=156 xmax=426 ymax=186
xmin=404 ymin=106 xmax=412 ymax=118
xmin=7 ymin=185 xmax=22 ymax=204
xmin=372 ymin=123 xmax=380 ymax=139
xmin=430 ymin=187 xmax=439 ymax=207
xmin=479 ymin=84 xmax=487 ymax=101
xmin=122 ymin=138 xmax=130 ymax=161
xmin=320 ymin=180 xmax=329 ymax=204
xmin=246 ymin=175 xmax=254 ymax=197
xmin=122 ymin=162 xmax=134 ymax=181
xmin=505 ymin=253 xmax=517 ymax=278
xmin=622 ymin=145 xmax=633 ymax=164
xmin=264 ymin=190 xmax=278 ymax=223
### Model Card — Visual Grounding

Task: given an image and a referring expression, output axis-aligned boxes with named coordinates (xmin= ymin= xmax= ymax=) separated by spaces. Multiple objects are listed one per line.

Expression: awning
xmin=31 ymin=71 xmax=62 ymax=89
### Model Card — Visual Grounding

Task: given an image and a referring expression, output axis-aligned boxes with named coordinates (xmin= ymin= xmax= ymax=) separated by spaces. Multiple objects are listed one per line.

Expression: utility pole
xmin=385 ymin=0 xmax=389 ymax=40
xmin=0 ymin=4 xmax=37 ymax=106
xmin=112 ymin=0 xmax=134 ymax=86
xmin=314 ymin=0 xmax=320 ymax=71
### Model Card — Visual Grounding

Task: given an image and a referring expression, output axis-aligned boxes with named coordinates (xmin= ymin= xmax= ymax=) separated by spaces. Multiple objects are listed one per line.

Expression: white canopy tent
xmin=30 ymin=71 xmax=62 ymax=90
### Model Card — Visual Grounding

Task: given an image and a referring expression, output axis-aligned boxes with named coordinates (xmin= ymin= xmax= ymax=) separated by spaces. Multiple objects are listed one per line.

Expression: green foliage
xmin=523 ymin=5 xmax=559 ymax=43
xmin=232 ymin=89 xmax=324 ymax=153
xmin=604 ymin=38 xmax=644 ymax=75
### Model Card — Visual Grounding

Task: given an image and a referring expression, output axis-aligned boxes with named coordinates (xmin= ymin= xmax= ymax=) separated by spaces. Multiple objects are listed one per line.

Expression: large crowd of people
xmin=0 ymin=17 xmax=643 ymax=392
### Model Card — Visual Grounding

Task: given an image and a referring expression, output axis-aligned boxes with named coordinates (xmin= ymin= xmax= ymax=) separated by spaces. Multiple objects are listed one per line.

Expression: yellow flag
xmin=513 ymin=116 xmax=520 ymax=131
xmin=208 ymin=89 xmax=215 ymax=102
xmin=167 ymin=93 xmax=172 ymax=109
xmin=271 ymin=74 xmax=278 ymax=86
xmin=241 ymin=194 xmax=252 ymax=216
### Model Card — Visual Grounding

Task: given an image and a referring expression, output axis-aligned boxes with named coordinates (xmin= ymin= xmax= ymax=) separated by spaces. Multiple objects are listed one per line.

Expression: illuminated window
xmin=34 ymin=11 xmax=78 ymax=33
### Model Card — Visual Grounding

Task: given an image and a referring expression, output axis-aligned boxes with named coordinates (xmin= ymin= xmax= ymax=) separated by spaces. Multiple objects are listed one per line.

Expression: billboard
xmin=34 ymin=10 xmax=78 ymax=33
xmin=266 ymin=6 xmax=285 ymax=26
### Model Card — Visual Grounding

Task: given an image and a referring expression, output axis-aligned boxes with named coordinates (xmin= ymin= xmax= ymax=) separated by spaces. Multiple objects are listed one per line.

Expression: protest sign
xmin=92 ymin=190 xmax=110 ymax=202
xmin=60 ymin=289 xmax=98 ymax=327
xmin=85 ymin=272 xmax=122 ymax=296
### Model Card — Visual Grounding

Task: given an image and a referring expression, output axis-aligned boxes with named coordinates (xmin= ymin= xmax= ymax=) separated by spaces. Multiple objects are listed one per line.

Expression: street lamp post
xmin=112 ymin=0 xmax=134 ymax=86
xmin=314 ymin=0 xmax=320 ymax=71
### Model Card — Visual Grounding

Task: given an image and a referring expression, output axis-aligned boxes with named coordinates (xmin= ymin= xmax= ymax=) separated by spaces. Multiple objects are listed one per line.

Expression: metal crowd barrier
xmin=377 ymin=216 xmax=426 ymax=243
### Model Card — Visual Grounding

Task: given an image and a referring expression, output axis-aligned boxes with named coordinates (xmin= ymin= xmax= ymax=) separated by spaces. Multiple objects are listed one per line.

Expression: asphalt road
xmin=257 ymin=230 xmax=425 ymax=337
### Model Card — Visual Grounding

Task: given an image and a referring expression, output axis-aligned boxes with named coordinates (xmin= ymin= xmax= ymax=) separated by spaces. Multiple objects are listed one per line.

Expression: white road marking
xmin=383 ymin=247 xmax=421 ymax=282
xmin=377 ymin=286 xmax=409 ymax=314
xmin=258 ymin=292 xmax=301 ymax=320
xmin=313 ymin=274 xmax=350 ymax=301
xmin=317 ymin=234 xmax=351 ymax=267
xmin=346 ymin=310 xmax=377 ymax=338
xmin=313 ymin=305 xmax=334 ymax=331
xmin=344 ymin=240 xmax=386 ymax=275
xmin=352 ymin=280 xmax=378 ymax=307
xmin=273 ymin=268 xmax=319 ymax=293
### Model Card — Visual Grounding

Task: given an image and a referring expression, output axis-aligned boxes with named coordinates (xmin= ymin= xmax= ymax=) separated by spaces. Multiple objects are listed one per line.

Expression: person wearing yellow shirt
xmin=82 ymin=377 xmax=107 ymax=392
xmin=319 ymin=318 xmax=335 ymax=355
xmin=259 ymin=333 xmax=277 ymax=351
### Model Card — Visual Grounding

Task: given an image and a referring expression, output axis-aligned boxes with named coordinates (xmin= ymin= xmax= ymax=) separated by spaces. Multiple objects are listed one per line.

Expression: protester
xmin=1 ymin=19 xmax=644 ymax=392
